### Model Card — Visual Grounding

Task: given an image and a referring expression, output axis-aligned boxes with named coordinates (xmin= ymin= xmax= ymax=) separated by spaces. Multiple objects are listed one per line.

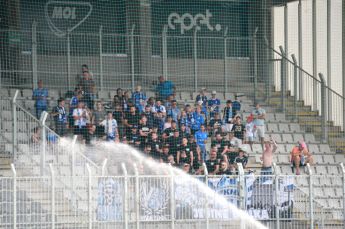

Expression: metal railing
xmin=0 ymin=162 xmax=344 ymax=229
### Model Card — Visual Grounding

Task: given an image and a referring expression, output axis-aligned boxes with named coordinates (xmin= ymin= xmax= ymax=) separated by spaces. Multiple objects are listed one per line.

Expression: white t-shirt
xmin=151 ymin=105 xmax=166 ymax=114
xmin=246 ymin=122 xmax=255 ymax=138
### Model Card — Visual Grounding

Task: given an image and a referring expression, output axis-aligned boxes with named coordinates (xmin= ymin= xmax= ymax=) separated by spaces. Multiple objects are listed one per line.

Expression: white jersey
xmin=101 ymin=119 xmax=118 ymax=137
xmin=245 ymin=122 xmax=255 ymax=138
xmin=73 ymin=108 xmax=88 ymax=127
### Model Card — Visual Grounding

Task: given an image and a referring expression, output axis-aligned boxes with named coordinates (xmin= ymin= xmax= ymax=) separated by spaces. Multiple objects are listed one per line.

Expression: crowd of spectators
xmin=32 ymin=65 xmax=313 ymax=175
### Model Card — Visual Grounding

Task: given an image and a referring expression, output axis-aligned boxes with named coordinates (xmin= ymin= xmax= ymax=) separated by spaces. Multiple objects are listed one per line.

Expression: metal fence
xmin=0 ymin=163 xmax=344 ymax=229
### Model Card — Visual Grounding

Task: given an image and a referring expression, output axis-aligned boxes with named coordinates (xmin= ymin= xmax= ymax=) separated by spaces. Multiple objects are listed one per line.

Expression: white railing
xmin=0 ymin=163 xmax=344 ymax=229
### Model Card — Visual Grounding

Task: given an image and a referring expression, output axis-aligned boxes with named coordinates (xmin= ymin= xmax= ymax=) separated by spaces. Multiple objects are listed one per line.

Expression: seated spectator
xmin=164 ymin=94 xmax=174 ymax=110
xmin=132 ymin=85 xmax=146 ymax=113
xmin=155 ymin=76 xmax=175 ymax=101
xmin=231 ymin=116 xmax=245 ymax=141
xmin=208 ymin=112 xmax=222 ymax=137
xmin=78 ymin=70 xmax=95 ymax=110
xmin=147 ymin=97 xmax=155 ymax=108
xmin=92 ymin=102 xmax=106 ymax=137
xmin=290 ymin=141 xmax=313 ymax=175
xmin=99 ymin=111 xmax=119 ymax=142
xmin=51 ymin=98 xmax=67 ymax=136
xmin=245 ymin=114 xmax=255 ymax=151
xmin=234 ymin=148 xmax=248 ymax=169
xmin=33 ymin=80 xmax=48 ymax=119
xmin=73 ymin=101 xmax=90 ymax=144
xmin=194 ymin=124 xmax=208 ymax=162
xmin=222 ymin=100 xmax=233 ymax=133
xmin=208 ymin=91 xmax=220 ymax=119
xmin=217 ymin=161 xmax=233 ymax=175
xmin=223 ymin=132 xmax=241 ymax=165
xmin=166 ymin=100 xmax=181 ymax=124
xmin=205 ymin=149 xmax=220 ymax=175
xmin=252 ymin=103 xmax=266 ymax=151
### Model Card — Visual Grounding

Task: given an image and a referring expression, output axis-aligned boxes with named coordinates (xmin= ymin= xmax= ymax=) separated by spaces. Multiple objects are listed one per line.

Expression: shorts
xmin=256 ymin=125 xmax=265 ymax=138
xmin=246 ymin=136 xmax=254 ymax=142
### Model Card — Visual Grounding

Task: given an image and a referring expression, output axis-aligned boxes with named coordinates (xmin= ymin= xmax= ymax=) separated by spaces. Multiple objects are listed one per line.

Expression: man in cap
xmin=252 ymin=102 xmax=266 ymax=150
xmin=208 ymin=91 xmax=221 ymax=119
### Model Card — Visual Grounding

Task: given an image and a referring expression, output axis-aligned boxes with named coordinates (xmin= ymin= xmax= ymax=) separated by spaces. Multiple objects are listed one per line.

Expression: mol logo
xmin=45 ymin=1 xmax=93 ymax=37
xmin=168 ymin=10 xmax=222 ymax=34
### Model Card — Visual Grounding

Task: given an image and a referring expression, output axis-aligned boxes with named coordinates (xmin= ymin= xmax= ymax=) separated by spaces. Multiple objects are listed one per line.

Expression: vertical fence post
xmin=101 ymin=158 xmax=107 ymax=176
xmin=307 ymin=163 xmax=314 ymax=229
xmin=32 ymin=21 xmax=38 ymax=90
xmin=343 ymin=0 xmax=345 ymax=135
xmin=67 ymin=32 xmax=71 ymax=90
xmin=298 ymin=0 xmax=303 ymax=102
xmin=39 ymin=111 xmax=48 ymax=176
xmin=223 ymin=27 xmax=228 ymax=94
xmin=193 ymin=29 xmax=198 ymax=92
xmin=49 ymin=164 xmax=55 ymax=229
xmin=99 ymin=26 xmax=104 ymax=91
xmin=203 ymin=162 xmax=209 ymax=229
xmin=71 ymin=135 xmax=77 ymax=206
xmin=168 ymin=166 xmax=175 ymax=229
xmin=121 ymin=163 xmax=128 ymax=229
xmin=292 ymin=54 xmax=298 ymax=121
xmin=12 ymin=90 xmax=18 ymax=160
xmin=237 ymin=163 xmax=245 ymax=229
xmin=11 ymin=164 xmax=16 ymax=229
xmin=130 ymin=25 xmax=136 ymax=92
xmin=162 ymin=25 xmax=168 ymax=80
xmin=264 ymin=37 xmax=272 ymax=101
xmin=339 ymin=163 xmax=345 ymax=227
xmin=133 ymin=163 xmax=140 ymax=229
xmin=86 ymin=163 xmax=92 ymax=229
xmin=327 ymin=0 xmax=332 ymax=122
xmin=279 ymin=46 xmax=286 ymax=113
xmin=312 ymin=0 xmax=317 ymax=111
xmin=319 ymin=73 xmax=328 ymax=143
xmin=273 ymin=163 xmax=280 ymax=229
xmin=253 ymin=27 xmax=258 ymax=105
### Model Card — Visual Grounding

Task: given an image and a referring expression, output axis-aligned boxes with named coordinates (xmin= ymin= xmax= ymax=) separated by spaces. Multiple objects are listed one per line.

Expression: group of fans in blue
xmin=35 ymin=68 xmax=252 ymax=175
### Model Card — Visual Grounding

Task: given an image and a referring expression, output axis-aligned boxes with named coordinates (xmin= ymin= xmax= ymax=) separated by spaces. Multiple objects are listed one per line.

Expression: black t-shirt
xmin=217 ymin=169 xmax=233 ymax=175
xmin=179 ymin=151 xmax=191 ymax=165
xmin=163 ymin=128 xmax=176 ymax=139
xmin=148 ymin=139 xmax=162 ymax=158
xmin=138 ymin=124 xmax=150 ymax=143
xmin=125 ymin=112 xmax=140 ymax=126
xmin=234 ymin=156 xmax=248 ymax=168
xmin=179 ymin=130 xmax=190 ymax=139
xmin=168 ymin=137 xmax=181 ymax=158
xmin=209 ymin=118 xmax=222 ymax=129
xmin=231 ymin=124 xmax=245 ymax=140
xmin=113 ymin=111 xmax=123 ymax=125
xmin=212 ymin=139 xmax=229 ymax=159
xmin=179 ymin=144 xmax=192 ymax=157
xmin=206 ymin=159 xmax=219 ymax=173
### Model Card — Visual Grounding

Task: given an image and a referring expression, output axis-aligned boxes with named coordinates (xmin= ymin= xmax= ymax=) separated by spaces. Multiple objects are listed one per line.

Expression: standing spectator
xmin=205 ymin=148 xmax=220 ymax=175
xmin=51 ymin=98 xmax=67 ymax=136
xmin=113 ymin=88 xmax=124 ymax=108
xmin=179 ymin=123 xmax=190 ymax=139
xmin=177 ymin=137 xmax=193 ymax=166
xmin=208 ymin=91 xmax=220 ymax=119
xmin=123 ymin=90 xmax=131 ymax=112
xmin=252 ymin=103 xmax=266 ymax=150
xmin=195 ymin=88 xmax=208 ymax=110
xmin=217 ymin=161 xmax=233 ymax=175
xmin=234 ymin=148 xmax=248 ymax=169
xmin=73 ymin=101 xmax=90 ymax=144
xmin=208 ymin=112 xmax=222 ymax=137
xmin=155 ymin=76 xmax=175 ymax=101
xmin=245 ymin=114 xmax=255 ymax=151
xmin=143 ymin=105 xmax=154 ymax=128
xmin=194 ymin=124 xmax=208 ymax=162
xmin=164 ymin=95 xmax=174 ymax=110
xmin=232 ymin=96 xmax=242 ymax=116
xmin=124 ymin=106 xmax=140 ymax=138
xmin=100 ymin=111 xmax=119 ymax=142
xmin=31 ymin=127 xmax=41 ymax=144
xmin=138 ymin=115 xmax=151 ymax=148
xmin=191 ymin=106 xmax=205 ymax=134
xmin=69 ymin=91 xmax=83 ymax=129
xmin=151 ymin=99 xmax=166 ymax=132
xmin=162 ymin=120 xmax=178 ymax=141
xmin=212 ymin=133 xmax=229 ymax=159
xmin=231 ymin=116 xmax=245 ymax=141
xmin=132 ymin=85 xmax=146 ymax=113
xmin=261 ymin=138 xmax=277 ymax=179
xmin=92 ymin=102 xmax=106 ymax=137
xmin=167 ymin=130 xmax=181 ymax=160
xmin=148 ymin=132 xmax=162 ymax=160
xmin=113 ymin=104 xmax=124 ymax=138
xmin=179 ymin=110 xmax=190 ymax=133
xmin=33 ymin=80 xmax=48 ymax=119
xmin=78 ymin=70 xmax=95 ymax=110
xmin=222 ymin=100 xmax=233 ymax=133
xmin=166 ymin=100 xmax=181 ymax=124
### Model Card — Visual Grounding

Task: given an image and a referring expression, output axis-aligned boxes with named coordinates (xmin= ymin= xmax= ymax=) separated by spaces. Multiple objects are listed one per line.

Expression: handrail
xmin=262 ymin=38 xmax=345 ymax=100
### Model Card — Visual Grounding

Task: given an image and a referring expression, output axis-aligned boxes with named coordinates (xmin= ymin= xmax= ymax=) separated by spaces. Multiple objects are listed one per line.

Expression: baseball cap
xmin=212 ymin=91 xmax=217 ymax=95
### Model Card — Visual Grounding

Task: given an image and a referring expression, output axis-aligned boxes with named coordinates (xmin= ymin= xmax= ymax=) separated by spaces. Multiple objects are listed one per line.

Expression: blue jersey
xmin=191 ymin=112 xmax=205 ymax=131
xmin=196 ymin=95 xmax=208 ymax=107
xmin=53 ymin=106 xmax=67 ymax=123
xmin=208 ymin=98 xmax=220 ymax=113
xmin=156 ymin=81 xmax=174 ymax=99
xmin=194 ymin=131 xmax=208 ymax=147
xmin=132 ymin=92 xmax=146 ymax=112
xmin=33 ymin=88 xmax=48 ymax=108
xmin=167 ymin=107 xmax=180 ymax=123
